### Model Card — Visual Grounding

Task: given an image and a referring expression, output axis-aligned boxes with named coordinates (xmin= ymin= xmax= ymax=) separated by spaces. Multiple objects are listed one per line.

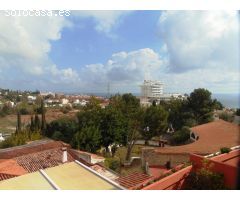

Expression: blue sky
xmin=50 ymin=11 xmax=162 ymax=69
xmin=0 ymin=11 xmax=239 ymax=94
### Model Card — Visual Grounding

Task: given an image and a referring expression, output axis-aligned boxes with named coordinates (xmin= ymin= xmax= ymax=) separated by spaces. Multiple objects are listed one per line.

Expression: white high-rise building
xmin=140 ymin=80 xmax=185 ymax=106
xmin=140 ymin=80 xmax=164 ymax=98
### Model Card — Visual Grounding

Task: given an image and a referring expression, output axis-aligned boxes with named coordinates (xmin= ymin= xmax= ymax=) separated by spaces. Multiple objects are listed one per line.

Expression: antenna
xmin=107 ymin=82 xmax=110 ymax=97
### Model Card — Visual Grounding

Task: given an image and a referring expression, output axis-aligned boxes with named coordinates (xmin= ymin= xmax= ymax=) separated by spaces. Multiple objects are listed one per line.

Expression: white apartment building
xmin=140 ymin=80 xmax=184 ymax=106
xmin=140 ymin=80 xmax=164 ymax=98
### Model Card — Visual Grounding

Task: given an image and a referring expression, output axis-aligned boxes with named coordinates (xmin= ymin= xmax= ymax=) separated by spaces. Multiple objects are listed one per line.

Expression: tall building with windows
xmin=140 ymin=80 xmax=164 ymax=98
xmin=140 ymin=80 xmax=184 ymax=106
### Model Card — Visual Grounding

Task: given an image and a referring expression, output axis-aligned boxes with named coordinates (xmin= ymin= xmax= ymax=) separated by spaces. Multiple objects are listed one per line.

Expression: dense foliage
xmin=184 ymin=165 xmax=225 ymax=189
xmin=0 ymin=130 xmax=42 ymax=148
xmin=235 ymin=108 xmax=240 ymax=116
xmin=220 ymin=147 xmax=231 ymax=154
xmin=170 ymin=126 xmax=190 ymax=145
xmin=218 ymin=111 xmax=234 ymax=122
xmin=46 ymin=117 xmax=78 ymax=144
xmin=142 ymin=105 xmax=168 ymax=142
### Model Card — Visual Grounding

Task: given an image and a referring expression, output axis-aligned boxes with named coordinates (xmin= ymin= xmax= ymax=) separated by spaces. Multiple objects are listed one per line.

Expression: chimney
xmin=62 ymin=147 xmax=68 ymax=163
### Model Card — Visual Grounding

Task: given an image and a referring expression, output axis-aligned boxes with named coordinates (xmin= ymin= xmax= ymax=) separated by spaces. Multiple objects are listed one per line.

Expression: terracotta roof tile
xmin=155 ymin=120 xmax=240 ymax=155
xmin=14 ymin=148 xmax=75 ymax=173
xmin=0 ymin=173 xmax=18 ymax=181
xmin=0 ymin=159 xmax=27 ymax=176
xmin=116 ymin=172 xmax=153 ymax=189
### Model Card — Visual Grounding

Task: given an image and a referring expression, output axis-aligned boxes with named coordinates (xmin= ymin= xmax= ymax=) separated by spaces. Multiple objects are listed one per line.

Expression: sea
xmin=212 ymin=93 xmax=240 ymax=109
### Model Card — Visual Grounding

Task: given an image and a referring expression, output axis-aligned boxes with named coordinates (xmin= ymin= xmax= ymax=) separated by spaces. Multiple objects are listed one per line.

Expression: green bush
xmin=236 ymin=109 xmax=240 ymax=116
xmin=218 ymin=112 xmax=234 ymax=122
xmin=104 ymin=157 xmax=120 ymax=172
xmin=0 ymin=130 xmax=42 ymax=149
xmin=220 ymin=147 xmax=231 ymax=154
xmin=184 ymin=168 xmax=225 ymax=190
xmin=170 ymin=126 xmax=190 ymax=145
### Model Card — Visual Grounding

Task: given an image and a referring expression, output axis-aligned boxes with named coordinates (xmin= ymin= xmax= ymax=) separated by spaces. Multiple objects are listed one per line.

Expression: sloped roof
xmin=116 ymin=172 xmax=153 ymax=189
xmin=14 ymin=147 xmax=75 ymax=173
xmin=0 ymin=162 xmax=122 ymax=190
xmin=0 ymin=159 xmax=27 ymax=176
xmin=155 ymin=120 xmax=240 ymax=155
xmin=0 ymin=173 xmax=18 ymax=181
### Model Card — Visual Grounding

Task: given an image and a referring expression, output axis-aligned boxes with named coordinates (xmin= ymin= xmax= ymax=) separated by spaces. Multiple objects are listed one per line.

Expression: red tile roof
xmin=14 ymin=147 xmax=75 ymax=173
xmin=0 ymin=173 xmax=17 ymax=181
xmin=155 ymin=120 xmax=240 ymax=155
xmin=0 ymin=159 xmax=27 ymax=176
xmin=0 ymin=139 xmax=70 ymax=159
xmin=116 ymin=172 xmax=153 ymax=189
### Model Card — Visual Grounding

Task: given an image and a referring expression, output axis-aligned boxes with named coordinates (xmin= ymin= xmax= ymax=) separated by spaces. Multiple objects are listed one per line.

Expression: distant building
xmin=61 ymin=98 xmax=69 ymax=105
xmin=0 ymin=133 xmax=5 ymax=142
xmin=140 ymin=80 xmax=184 ymax=106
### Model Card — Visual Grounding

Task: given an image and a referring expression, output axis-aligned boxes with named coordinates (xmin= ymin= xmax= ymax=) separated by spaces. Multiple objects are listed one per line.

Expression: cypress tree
xmin=16 ymin=111 xmax=22 ymax=134
xmin=41 ymin=98 xmax=46 ymax=134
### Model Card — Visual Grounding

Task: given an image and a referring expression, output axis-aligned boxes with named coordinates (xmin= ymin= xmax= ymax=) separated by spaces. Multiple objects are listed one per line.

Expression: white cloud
xmin=78 ymin=48 xmax=165 ymax=92
xmin=158 ymin=11 xmax=239 ymax=73
xmin=0 ymin=12 xmax=81 ymax=91
xmin=72 ymin=11 xmax=131 ymax=36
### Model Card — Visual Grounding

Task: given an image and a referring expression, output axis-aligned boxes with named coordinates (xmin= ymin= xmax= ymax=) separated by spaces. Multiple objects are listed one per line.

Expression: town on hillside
xmin=0 ymin=81 xmax=240 ymax=190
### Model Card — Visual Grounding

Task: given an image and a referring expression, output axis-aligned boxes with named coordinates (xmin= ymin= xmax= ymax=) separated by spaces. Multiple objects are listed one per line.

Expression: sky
xmin=0 ymin=10 xmax=239 ymax=94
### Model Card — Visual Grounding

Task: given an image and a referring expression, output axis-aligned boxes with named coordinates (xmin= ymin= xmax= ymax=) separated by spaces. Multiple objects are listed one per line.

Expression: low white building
xmin=0 ymin=133 xmax=5 ymax=142
xmin=61 ymin=98 xmax=69 ymax=105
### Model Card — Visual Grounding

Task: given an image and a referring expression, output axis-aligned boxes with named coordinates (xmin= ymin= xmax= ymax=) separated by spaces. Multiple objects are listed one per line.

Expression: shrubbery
xmin=46 ymin=117 xmax=78 ymax=143
xmin=220 ymin=147 xmax=231 ymax=154
xmin=0 ymin=130 xmax=42 ymax=149
xmin=236 ymin=108 xmax=240 ymax=116
xmin=184 ymin=162 xmax=226 ymax=189
xmin=170 ymin=126 xmax=190 ymax=145
xmin=104 ymin=157 xmax=120 ymax=172
xmin=218 ymin=112 xmax=234 ymax=122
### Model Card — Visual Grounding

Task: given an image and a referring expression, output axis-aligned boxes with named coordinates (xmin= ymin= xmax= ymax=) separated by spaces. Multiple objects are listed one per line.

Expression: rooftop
xmin=155 ymin=120 xmax=240 ymax=155
xmin=0 ymin=161 xmax=123 ymax=190
xmin=116 ymin=172 xmax=153 ymax=189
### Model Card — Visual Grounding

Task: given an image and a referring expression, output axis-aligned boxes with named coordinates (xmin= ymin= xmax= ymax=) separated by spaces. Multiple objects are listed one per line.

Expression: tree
xmin=40 ymin=98 xmax=46 ymax=134
xmin=187 ymin=88 xmax=215 ymax=124
xmin=212 ymin=99 xmax=224 ymax=110
xmin=235 ymin=109 xmax=240 ymax=116
xmin=142 ymin=105 xmax=168 ymax=143
xmin=161 ymin=98 xmax=194 ymax=130
xmin=125 ymin=107 xmax=144 ymax=162
xmin=34 ymin=114 xmax=41 ymax=131
xmin=73 ymin=125 xmax=101 ymax=153
xmin=46 ymin=117 xmax=78 ymax=143
xmin=99 ymin=106 xmax=127 ymax=152
xmin=109 ymin=93 xmax=142 ymax=161
xmin=16 ymin=111 xmax=22 ymax=134
xmin=170 ymin=126 xmax=190 ymax=145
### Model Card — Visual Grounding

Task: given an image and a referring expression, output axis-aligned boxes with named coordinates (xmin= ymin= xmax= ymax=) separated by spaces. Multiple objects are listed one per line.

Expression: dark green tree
xmin=40 ymin=98 xmax=46 ymax=134
xmin=142 ymin=105 xmax=168 ymax=143
xmin=109 ymin=93 xmax=142 ymax=161
xmin=46 ymin=117 xmax=78 ymax=143
xmin=187 ymin=88 xmax=215 ymax=124
xmin=99 ymin=106 xmax=127 ymax=152
xmin=34 ymin=114 xmax=41 ymax=131
xmin=16 ymin=111 xmax=22 ymax=134
xmin=73 ymin=125 xmax=101 ymax=153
